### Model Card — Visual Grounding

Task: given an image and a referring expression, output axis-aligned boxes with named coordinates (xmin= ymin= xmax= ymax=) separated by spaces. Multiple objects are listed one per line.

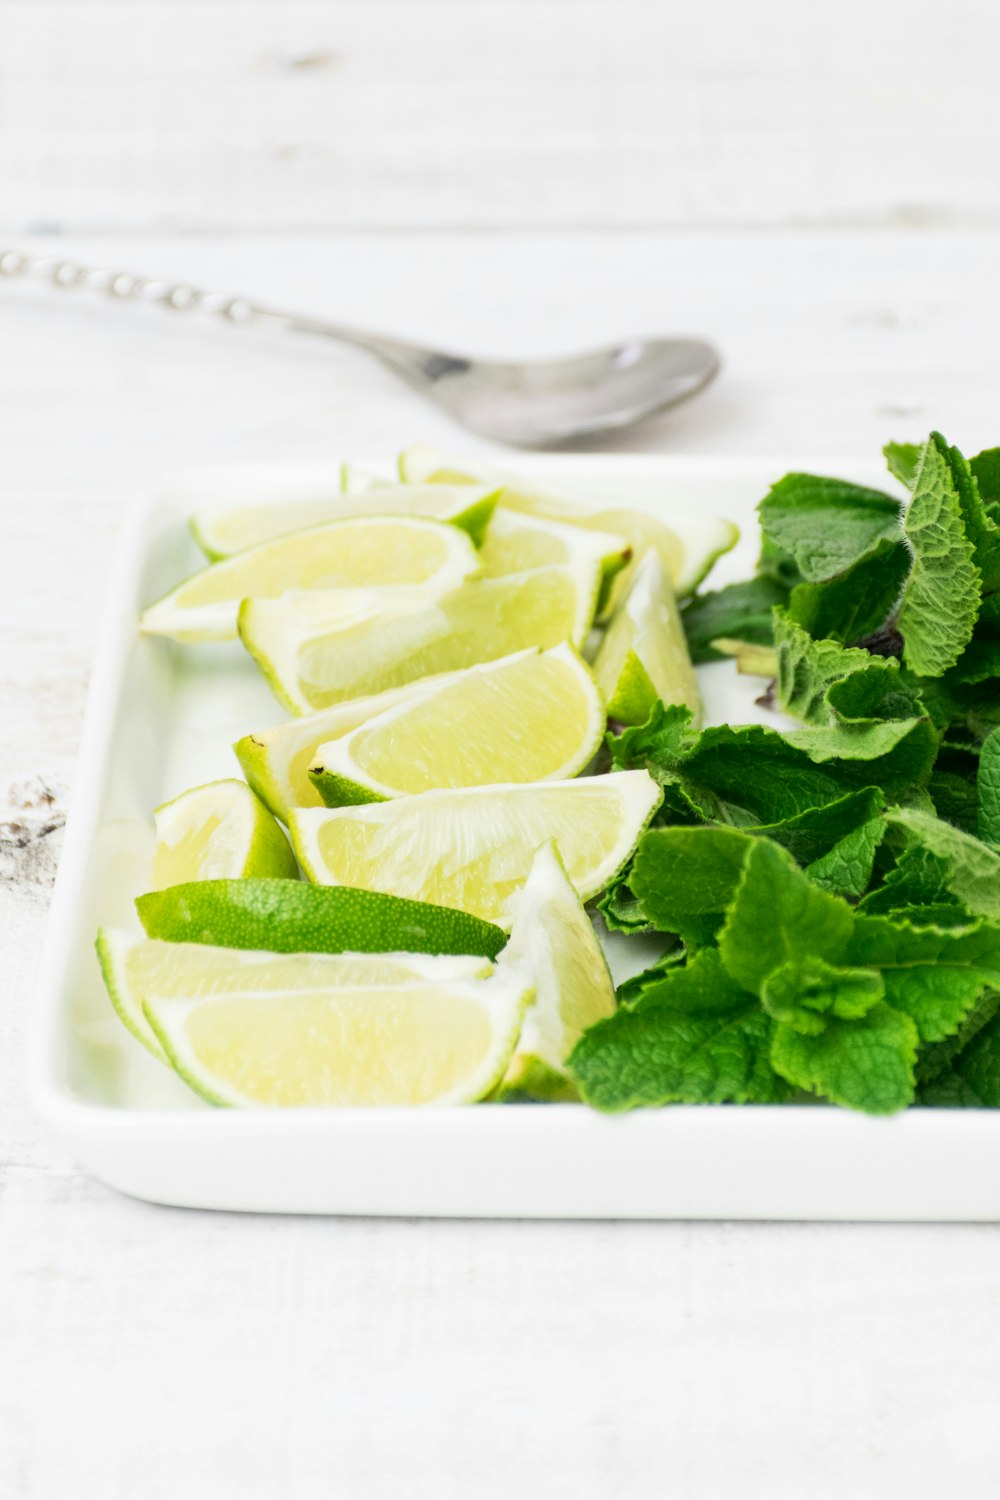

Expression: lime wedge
xmin=143 ymin=965 xmax=532 ymax=1106
xmin=141 ymin=515 xmax=480 ymax=643
xmin=191 ymin=483 xmax=498 ymax=560
xmin=97 ymin=929 xmax=493 ymax=1060
xmin=136 ymin=878 xmax=506 ymax=959
xmin=235 ymin=671 xmax=467 ymax=820
xmin=290 ymin=770 xmax=662 ymax=927
xmin=397 ymin=443 xmax=738 ymax=600
xmin=339 ymin=462 xmax=392 ymax=495
xmin=152 ymin=779 xmax=297 ymax=889
xmin=593 ymin=549 xmax=702 ymax=726
xmin=478 ymin=506 xmax=630 ymax=611
xmin=238 ymin=562 xmax=602 ymax=715
xmin=308 ymin=644 xmax=604 ymax=804
xmin=496 ymin=841 xmax=616 ymax=1098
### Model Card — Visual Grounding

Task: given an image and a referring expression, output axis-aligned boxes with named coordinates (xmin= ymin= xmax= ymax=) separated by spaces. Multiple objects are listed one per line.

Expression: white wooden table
xmin=3 ymin=229 xmax=1000 ymax=1497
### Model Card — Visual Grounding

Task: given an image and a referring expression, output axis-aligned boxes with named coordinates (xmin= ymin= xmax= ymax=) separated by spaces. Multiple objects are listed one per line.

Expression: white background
xmin=3 ymin=3 xmax=1000 ymax=1497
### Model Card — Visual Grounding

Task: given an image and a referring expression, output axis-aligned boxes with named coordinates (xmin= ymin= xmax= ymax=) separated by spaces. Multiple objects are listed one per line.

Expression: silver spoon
xmin=0 ymin=248 xmax=719 ymax=448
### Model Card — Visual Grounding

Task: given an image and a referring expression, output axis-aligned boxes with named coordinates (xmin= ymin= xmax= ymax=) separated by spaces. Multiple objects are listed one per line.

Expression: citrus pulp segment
xmin=307 ymin=644 xmax=605 ymax=804
xmin=152 ymin=778 xmax=297 ymax=889
xmin=140 ymin=514 xmax=480 ymax=642
xmin=289 ymin=770 xmax=663 ymax=928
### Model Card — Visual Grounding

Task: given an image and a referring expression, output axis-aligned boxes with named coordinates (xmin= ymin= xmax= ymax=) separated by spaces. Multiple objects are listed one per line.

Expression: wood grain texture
xmin=4 ymin=229 xmax=1000 ymax=1497
xmin=2 ymin=0 xmax=999 ymax=232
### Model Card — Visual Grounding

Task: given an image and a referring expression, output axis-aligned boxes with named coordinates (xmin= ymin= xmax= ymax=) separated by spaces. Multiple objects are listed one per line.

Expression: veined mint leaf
xmin=596 ymin=864 xmax=652 ymax=933
xmin=681 ymin=576 xmax=788 ymax=664
xmin=606 ymin=702 xmax=694 ymax=778
xmin=758 ymin=474 xmax=903 ymax=583
xmin=570 ymin=950 xmax=791 ymax=1108
xmin=774 ymin=608 xmax=901 ymax=726
xmin=917 ymin=989 xmax=1000 ymax=1084
xmin=970 ymin=447 xmax=1000 ymax=505
xmin=897 ymin=434 xmax=982 ymax=677
xmin=678 ymin=723 xmax=871 ymax=826
xmin=884 ymin=441 xmax=923 ymax=490
xmin=979 ymin=727 xmax=1000 ymax=847
xmin=945 ymin=439 xmax=1000 ymax=594
xmin=917 ymin=997 xmax=1000 ymax=1105
xmin=885 ymin=807 xmax=1000 ymax=918
xmin=770 ymin=1003 xmax=917 ymax=1114
xmin=858 ymin=846 xmax=964 ymax=917
xmin=805 ymin=814 xmax=886 ymax=898
xmin=615 ymin=943 xmax=685 ymax=1005
xmin=784 ymin=716 xmax=938 ymax=799
xmin=761 ymin=958 xmax=884 ymax=1032
xmin=788 ymin=538 xmax=910 ymax=645
xmin=947 ymin=640 xmax=1000 ymax=686
xmin=631 ymin=826 xmax=752 ymax=946
xmin=928 ymin=768 xmax=980 ymax=837
xmin=717 ymin=838 xmax=855 ymax=997
xmin=846 ymin=914 xmax=1000 ymax=1041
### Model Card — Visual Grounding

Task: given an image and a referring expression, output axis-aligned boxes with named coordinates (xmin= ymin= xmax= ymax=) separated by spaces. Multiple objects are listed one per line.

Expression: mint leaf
xmin=681 ymin=576 xmax=788 ymax=664
xmin=885 ymin=807 xmax=1000 ymax=918
xmin=717 ymin=838 xmax=854 ymax=995
xmin=970 ymin=447 xmax=1000 ymax=504
xmin=788 ymin=538 xmax=910 ymax=645
xmin=774 ymin=608 xmax=905 ymax=726
xmin=947 ymin=639 xmax=1000 ymax=685
xmin=897 ymin=434 xmax=981 ymax=677
xmin=770 ymin=1003 xmax=917 ymax=1114
xmin=758 ymin=474 xmax=903 ymax=583
xmin=570 ymin=950 xmax=791 ymax=1108
xmin=917 ymin=989 xmax=1000 ymax=1084
xmin=846 ymin=914 xmax=1000 ymax=1042
xmin=858 ymin=846 xmax=964 ymax=917
xmin=596 ymin=864 xmax=651 ymax=933
xmin=761 ymin=958 xmax=885 ymax=1031
xmin=784 ymin=717 xmax=938 ymax=799
xmin=631 ymin=826 xmax=752 ymax=946
xmin=918 ymin=996 xmax=1000 ymax=1104
xmin=946 ymin=439 xmax=1000 ymax=594
xmin=606 ymin=702 xmax=693 ymax=777
xmin=615 ymin=943 xmax=685 ymax=1005
xmin=884 ymin=441 xmax=923 ymax=490
xmin=979 ymin=727 xmax=1000 ymax=847
xmin=805 ymin=814 xmax=886 ymax=898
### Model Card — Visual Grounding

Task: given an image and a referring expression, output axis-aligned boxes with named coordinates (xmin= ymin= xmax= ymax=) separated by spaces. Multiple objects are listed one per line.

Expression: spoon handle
xmin=0 ymin=247 xmax=435 ymax=376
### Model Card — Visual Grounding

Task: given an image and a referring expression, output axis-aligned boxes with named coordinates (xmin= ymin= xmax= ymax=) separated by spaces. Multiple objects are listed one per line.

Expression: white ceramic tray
xmin=29 ymin=454 xmax=1000 ymax=1220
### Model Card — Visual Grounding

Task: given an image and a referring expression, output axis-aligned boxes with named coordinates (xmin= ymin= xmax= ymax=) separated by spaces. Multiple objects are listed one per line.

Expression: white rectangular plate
xmin=29 ymin=454 xmax=1000 ymax=1220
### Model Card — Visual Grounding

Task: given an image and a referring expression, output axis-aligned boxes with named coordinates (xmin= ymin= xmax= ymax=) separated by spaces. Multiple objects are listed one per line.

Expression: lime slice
xmin=477 ymin=506 xmax=630 ymax=611
xmin=496 ymin=841 xmax=616 ymax=1098
xmin=141 ymin=515 xmax=480 ymax=643
xmin=308 ymin=644 xmax=604 ymax=805
xmin=290 ymin=770 xmax=662 ymax=927
xmin=97 ymin=929 xmax=493 ymax=1060
xmin=191 ymin=483 xmax=498 ymax=561
xmin=398 ymin=444 xmax=738 ymax=600
xmin=137 ymin=878 xmax=506 ymax=958
xmin=152 ymin=779 xmax=297 ymax=889
xmin=235 ymin=671 xmax=467 ymax=821
xmin=593 ymin=550 xmax=702 ymax=726
xmin=143 ymin=966 xmax=532 ymax=1106
xmin=238 ymin=562 xmax=602 ymax=715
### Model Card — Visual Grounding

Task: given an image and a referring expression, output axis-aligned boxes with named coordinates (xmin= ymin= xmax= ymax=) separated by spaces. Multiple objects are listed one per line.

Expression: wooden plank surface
xmin=3 ymin=228 xmax=1000 ymax=1497
xmin=2 ymin=0 xmax=999 ymax=232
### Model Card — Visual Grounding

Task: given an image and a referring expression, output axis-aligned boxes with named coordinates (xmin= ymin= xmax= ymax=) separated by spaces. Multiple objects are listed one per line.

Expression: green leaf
xmin=677 ymin=723 xmax=874 ymax=827
xmin=570 ymin=950 xmax=791 ymax=1108
xmin=947 ymin=639 xmax=1000 ymax=685
xmin=596 ymin=864 xmax=652 ymax=933
xmin=917 ymin=989 xmax=1000 ymax=1084
xmin=929 ymin=768 xmax=981 ymax=837
xmin=805 ymin=814 xmax=886 ymax=898
xmin=897 ymin=434 xmax=981 ymax=677
xmin=717 ymin=838 xmax=855 ymax=996
xmin=606 ymin=702 xmax=694 ymax=778
xmin=857 ymin=846 xmax=963 ymax=916
xmin=761 ymin=957 xmax=885 ymax=1031
xmin=758 ymin=473 xmax=903 ymax=583
xmin=615 ymin=943 xmax=685 ymax=1004
xmin=784 ymin=717 xmax=938 ymax=800
xmin=885 ymin=807 xmax=1000 ymax=918
xmin=979 ymin=727 xmax=1000 ymax=847
xmin=630 ymin=826 xmax=752 ymax=946
xmin=970 ymin=447 xmax=1000 ymax=505
xmin=884 ymin=441 xmax=923 ymax=490
xmin=846 ymin=914 xmax=1000 ymax=1041
xmin=788 ymin=538 xmax=911 ymax=645
xmin=947 ymin=441 xmax=1000 ymax=594
xmin=681 ymin=576 xmax=789 ymax=664
xmin=774 ymin=608 xmax=903 ymax=726
xmin=770 ymin=1003 xmax=917 ymax=1114
xmin=917 ymin=999 xmax=1000 ymax=1105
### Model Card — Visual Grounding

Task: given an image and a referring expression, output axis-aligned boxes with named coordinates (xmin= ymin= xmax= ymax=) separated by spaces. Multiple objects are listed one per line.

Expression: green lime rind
xmin=135 ymin=878 xmax=507 ymax=960
xmin=604 ymin=649 xmax=659 ymax=726
xmin=308 ymin=767 xmax=387 ymax=808
xmin=95 ymin=929 xmax=168 ymax=1061
xmin=492 ymin=1054 xmax=581 ymax=1103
